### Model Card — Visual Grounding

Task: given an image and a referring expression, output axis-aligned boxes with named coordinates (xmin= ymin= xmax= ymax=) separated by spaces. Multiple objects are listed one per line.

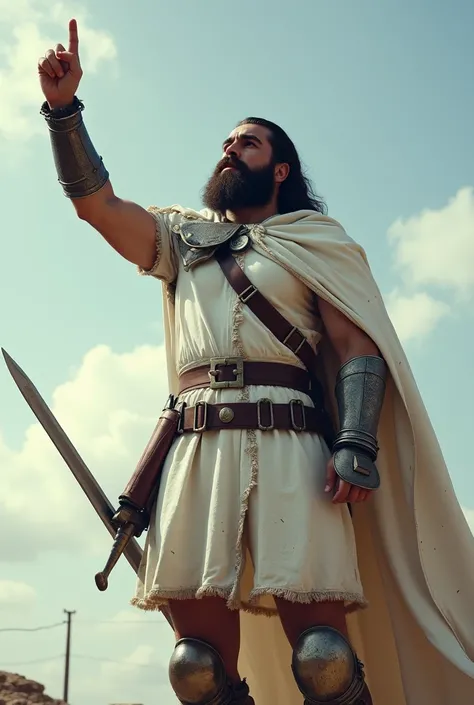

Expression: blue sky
xmin=1 ymin=1 xmax=473 ymax=703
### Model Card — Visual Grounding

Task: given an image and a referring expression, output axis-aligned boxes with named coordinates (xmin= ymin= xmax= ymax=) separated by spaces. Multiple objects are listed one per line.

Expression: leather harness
xmin=176 ymin=226 xmax=333 ymax=440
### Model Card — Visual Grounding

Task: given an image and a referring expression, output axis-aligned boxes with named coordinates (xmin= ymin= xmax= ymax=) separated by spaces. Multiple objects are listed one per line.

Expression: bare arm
xmin=318 ymin=296 xmax=383 ymax=505
xmin=37 ymin=20 xmax=158 ymax=271
xmin=317 ymin=297 xmax=380 ymax=364
xmin=72 ymin=181 xmax=158 ymax=270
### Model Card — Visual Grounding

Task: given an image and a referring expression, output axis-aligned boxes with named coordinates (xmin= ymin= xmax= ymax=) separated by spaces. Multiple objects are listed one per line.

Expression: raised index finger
xmin=68 ymin=18 xmax=79 ymax=54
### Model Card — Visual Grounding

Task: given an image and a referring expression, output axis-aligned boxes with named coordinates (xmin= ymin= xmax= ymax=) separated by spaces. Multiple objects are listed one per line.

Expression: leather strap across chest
xmin=214 ymin=244 xmax=319 ymax=375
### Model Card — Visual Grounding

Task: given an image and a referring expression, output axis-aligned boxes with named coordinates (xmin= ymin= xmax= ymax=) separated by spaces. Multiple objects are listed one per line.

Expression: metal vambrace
xmin=40 ymin=96 xmax=109 ymax=198
xmin=332 ymin=355 xmax=387 ymax=491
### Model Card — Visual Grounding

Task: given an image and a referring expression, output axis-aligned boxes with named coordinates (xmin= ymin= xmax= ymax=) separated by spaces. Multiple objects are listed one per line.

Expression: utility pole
xmin=63 ymin=609 xmax=76 ymax=703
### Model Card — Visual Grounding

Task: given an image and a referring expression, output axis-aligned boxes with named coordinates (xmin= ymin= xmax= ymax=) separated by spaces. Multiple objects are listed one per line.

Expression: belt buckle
xmin=208 ymin=357 xmax=244 ymax=389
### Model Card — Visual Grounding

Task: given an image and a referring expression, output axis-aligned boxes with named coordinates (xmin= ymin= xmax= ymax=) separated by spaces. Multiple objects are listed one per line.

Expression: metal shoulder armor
xmin=177 ymin=221 xmax=251 ymax=270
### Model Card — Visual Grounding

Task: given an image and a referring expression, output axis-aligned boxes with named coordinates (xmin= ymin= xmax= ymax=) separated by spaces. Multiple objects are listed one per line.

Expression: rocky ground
xmin=0 ymin=671 xmax=66 ymax=705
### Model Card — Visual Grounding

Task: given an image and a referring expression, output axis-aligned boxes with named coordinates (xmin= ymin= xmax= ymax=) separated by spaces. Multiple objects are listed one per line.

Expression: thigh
xmin=275 ymin=598 xmax=348 ymax=648
xmin=168 ymin=597 xmax=241 ymax=683
xmin=247 ymin=431 xmax=363 ymax=601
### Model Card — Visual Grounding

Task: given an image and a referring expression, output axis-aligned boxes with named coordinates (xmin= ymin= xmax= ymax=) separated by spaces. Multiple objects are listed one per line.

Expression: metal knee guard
xmin=169 ymin=637 xmax=253 ymax=705
xmin=291 ymin=626 xmax=372 ymax=705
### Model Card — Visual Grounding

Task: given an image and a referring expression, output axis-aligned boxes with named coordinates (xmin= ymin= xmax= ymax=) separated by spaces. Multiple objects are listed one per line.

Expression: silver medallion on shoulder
xmin=229 ymin=234 xmax=250 ymax=252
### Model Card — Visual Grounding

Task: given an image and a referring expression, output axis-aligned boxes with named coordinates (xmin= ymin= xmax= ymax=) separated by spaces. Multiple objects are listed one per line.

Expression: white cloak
xmin=152 ymin=206 xmax=474 ymax=705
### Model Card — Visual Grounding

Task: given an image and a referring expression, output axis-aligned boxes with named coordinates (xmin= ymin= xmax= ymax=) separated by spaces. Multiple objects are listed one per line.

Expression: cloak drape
xmin=156 ymin=206 xmax=474 ymax=705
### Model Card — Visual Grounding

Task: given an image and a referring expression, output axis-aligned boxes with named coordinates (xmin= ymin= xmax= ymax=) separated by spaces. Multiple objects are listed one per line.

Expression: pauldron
xmin=177 ymin=221 xmax=252 ymax=270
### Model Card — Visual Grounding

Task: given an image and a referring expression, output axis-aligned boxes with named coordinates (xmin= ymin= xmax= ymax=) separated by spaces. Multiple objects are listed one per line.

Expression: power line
xmin=1 ymin=654 xmax=157 ymax=669
xmin=0 ymin=621 xmax=66 ymax=633
xmin=1 ymin=654 xmax=64 ymax=666
xmin=1 ymin=618 xmax=165 ymax=632
xmin=73 ymin=654 xmax=155 ymax=668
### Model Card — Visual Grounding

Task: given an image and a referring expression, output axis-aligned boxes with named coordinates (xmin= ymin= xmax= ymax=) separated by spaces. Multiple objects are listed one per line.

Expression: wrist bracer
xmin=332 ymin=355 xmax=387 ymax=490
xmin=40 ymin=96 xmax=109 ymax=198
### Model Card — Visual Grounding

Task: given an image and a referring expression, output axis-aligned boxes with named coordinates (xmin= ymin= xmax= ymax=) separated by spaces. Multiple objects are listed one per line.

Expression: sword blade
xmin=1 ymin=347 xmax=143 ymax=574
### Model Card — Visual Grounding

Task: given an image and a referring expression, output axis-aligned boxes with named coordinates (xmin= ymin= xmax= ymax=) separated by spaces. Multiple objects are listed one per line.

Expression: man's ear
xmin=274 ymin=162 xmax=290 ymax=184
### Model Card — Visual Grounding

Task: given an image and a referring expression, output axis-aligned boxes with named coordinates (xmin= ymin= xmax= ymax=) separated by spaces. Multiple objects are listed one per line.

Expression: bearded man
xmin=37 ymin=19 xmax=474 ymax=705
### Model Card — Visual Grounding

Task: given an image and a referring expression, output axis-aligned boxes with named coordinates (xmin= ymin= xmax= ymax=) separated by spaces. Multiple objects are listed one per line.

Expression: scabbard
xmin=119 ymin=395 xmax=181 ymax=512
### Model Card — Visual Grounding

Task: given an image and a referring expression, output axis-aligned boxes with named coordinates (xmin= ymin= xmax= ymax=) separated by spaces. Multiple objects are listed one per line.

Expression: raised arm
xmin=37 ymin=19 xmax=157 ymax=270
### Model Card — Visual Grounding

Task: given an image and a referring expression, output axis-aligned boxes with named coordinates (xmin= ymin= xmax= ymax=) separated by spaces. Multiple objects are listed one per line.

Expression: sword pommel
xmin=95 ymin=521 xmax=138 ymax=591
xmin=94 ymin=501 xmax=148 ymax=590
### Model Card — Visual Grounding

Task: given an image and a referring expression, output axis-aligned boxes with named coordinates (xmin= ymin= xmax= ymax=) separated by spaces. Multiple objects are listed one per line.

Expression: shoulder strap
xmin=215 ymin=245 xmax=319 ymax=374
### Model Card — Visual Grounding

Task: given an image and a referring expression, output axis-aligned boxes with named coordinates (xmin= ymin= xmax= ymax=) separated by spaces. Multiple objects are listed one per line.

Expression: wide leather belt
xmin=178 ymin=399 xmax=325 ymax=434
xmin=178 ymin=358 xmax=312 ymax=395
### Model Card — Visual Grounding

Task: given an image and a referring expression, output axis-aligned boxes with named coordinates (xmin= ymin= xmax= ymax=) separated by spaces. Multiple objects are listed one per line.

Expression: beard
xmin=202 ymin=155 xmax=276 ymax=214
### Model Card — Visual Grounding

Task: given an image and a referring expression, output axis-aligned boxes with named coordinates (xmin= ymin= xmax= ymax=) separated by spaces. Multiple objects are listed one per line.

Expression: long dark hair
xmin=235 ymin=117 xmax=327 ymax=215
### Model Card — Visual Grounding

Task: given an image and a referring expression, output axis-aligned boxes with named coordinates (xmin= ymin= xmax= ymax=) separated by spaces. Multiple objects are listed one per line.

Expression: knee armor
xmin=169 ymin=637 xmax=252 ymax=705
xmin=291 ymin=626 xmax=372 ymax=705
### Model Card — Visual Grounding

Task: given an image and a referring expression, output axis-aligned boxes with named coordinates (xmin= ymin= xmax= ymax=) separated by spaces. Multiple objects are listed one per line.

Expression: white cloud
xmin=0 ymin=0 xmax=117 ymax=141
xmin=388 ymin=186 xmax=474 ymax=300
xmin=71 ymin=612 xmax=175 ymax=705
xmin=0 ymin=580 xmax=36 ymax=609
xmin=384 ymin=186 xmax=474 ymax=344
xmin=92 ymin=643 xmax=176 ymax=705
xmin=385 ymin=290 xmax=451 ymax=344
xmin=0 ymin=343 xmax=169 ymax=561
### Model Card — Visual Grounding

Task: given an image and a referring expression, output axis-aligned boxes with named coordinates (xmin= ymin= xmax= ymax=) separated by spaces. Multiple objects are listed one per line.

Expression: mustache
xmin=216 ymin=156 xmax=247 ymax=173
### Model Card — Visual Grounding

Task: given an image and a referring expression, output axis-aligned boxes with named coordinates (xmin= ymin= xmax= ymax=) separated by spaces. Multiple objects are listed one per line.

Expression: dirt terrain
xmin=0 ymin=671 xmax=66 ymax=705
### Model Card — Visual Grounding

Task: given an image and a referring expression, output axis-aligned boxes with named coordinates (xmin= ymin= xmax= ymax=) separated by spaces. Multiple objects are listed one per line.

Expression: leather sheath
xmin=119 ymin=396 xmax=181 ymax=511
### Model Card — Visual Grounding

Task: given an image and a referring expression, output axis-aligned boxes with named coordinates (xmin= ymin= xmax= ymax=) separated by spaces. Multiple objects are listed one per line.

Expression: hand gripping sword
xmin=1 ymin=348 xmax=173 ymax=629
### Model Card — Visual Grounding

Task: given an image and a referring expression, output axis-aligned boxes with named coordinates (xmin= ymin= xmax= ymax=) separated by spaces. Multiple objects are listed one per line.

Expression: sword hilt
xmin=95 ymin=502 xmax=148 ymax=591
xmin=95 ymin=522 xmax=136 ymax=591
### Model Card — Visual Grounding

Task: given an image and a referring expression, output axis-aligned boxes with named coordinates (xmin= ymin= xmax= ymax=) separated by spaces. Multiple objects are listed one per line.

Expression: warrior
xmin=37 ymin=19 xmax=474 ymax=705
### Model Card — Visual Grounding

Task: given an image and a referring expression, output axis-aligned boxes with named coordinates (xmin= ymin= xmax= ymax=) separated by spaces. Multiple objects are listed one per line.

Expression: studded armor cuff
xmin=40 ymin=96 xmax=109 ymax=199
xmin=332 ymin=355 xmax=387 ymax=491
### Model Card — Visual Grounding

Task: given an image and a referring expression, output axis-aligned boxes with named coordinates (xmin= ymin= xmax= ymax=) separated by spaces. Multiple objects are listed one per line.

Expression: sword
xmin=1 ymin=348 xmax=173 ymax=628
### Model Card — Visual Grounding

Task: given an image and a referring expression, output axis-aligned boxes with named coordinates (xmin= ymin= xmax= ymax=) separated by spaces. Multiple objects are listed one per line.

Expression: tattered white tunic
xmin=132 ymin=206 xmax=365 ymax=616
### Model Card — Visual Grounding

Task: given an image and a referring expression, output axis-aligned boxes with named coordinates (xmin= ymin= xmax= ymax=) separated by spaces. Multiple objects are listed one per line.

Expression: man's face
xmin=202 ymin=124 xmax=278 ymax=213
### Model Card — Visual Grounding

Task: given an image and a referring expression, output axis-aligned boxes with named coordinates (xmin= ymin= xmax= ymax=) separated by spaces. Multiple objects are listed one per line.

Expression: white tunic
xmin=132 ymin=206 xmax=365 ymax=616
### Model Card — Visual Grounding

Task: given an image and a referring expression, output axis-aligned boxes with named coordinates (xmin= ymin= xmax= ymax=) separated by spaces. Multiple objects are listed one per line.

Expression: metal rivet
xmin=219 ymin=407 xmax=235 ymax=423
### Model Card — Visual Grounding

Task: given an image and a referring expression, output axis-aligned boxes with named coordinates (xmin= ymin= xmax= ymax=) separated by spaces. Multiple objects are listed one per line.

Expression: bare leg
xmin=168 ymin=596 xmax=241 ymax=684
xmin=274 ymin=597 xmax=348 ymax=647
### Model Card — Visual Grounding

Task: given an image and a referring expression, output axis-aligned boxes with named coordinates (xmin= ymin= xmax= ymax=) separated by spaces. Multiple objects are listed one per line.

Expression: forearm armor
xmin=40 ymin=96 xmax=109 ymax=198
xmin=332 ymin=355 xmax=387 ymax=490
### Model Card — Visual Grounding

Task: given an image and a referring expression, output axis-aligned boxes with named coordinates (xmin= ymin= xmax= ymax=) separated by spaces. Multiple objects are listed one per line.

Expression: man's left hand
xmin=325 ymin=456 xmax=372 ymax=504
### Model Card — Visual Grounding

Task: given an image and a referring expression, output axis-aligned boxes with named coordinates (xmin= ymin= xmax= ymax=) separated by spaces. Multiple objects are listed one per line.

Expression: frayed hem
xmin=247 ymin=587 xmax=368 ymax=613
xmin=130 ymin=584 xmax=237 ymax=612
xmin=130 ymin=585 xmax=368 ymax=615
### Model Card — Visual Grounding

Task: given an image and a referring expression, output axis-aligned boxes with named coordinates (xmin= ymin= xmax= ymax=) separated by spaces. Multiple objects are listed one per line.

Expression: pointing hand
xmin=38 ymin=19 xmax=83 ymax=110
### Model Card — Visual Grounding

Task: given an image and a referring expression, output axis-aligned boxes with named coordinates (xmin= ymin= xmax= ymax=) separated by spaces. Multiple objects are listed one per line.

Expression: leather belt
xmin=178 ymin=358 xmax=312 ymax=395
xmin=178 ymin=399 xmax=325 ymax=434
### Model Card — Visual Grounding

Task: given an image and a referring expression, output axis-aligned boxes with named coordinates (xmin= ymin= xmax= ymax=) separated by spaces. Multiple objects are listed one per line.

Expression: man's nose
xmin=224 ymin=140 xmax=240 ymax=158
